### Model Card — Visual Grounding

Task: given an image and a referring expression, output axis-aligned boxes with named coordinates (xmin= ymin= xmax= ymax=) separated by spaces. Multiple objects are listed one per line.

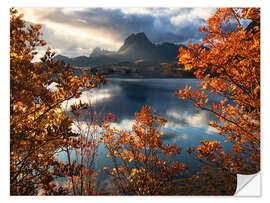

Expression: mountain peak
xmin=124 ymin=32 xmax=151 ymax=45
xmin=118 ymin=32 xmax=154 ymax=55
xmin=90 ymin=47 xmax=112 ymax=57
xmin=54 ymin=32 xmax=182 ymax=66
xmin=134 ymin=32 xmax=149 ymax=41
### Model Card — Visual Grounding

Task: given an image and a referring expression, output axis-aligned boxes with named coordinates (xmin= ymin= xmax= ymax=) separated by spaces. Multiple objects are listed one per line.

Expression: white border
xmin=2 ymin=0 xmax=269 ymax=202
xmin=7 ymin=0 xmax=263 ymax=8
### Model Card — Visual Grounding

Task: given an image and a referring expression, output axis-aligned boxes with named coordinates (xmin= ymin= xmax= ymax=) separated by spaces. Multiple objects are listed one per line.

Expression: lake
xmin=58 ymin=78 xmax=233 ymax=188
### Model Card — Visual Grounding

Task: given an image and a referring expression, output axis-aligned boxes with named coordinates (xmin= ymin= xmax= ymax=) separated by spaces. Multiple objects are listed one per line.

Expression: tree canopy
xmin=176 ymin=8 xmax=260 ymax=174
xmin=10 ymin=8 xmax=106 ymax=195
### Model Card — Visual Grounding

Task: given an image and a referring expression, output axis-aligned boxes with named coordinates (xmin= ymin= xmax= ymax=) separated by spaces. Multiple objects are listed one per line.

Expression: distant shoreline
xmin=98 ymin=70 xmax=195 ymax=79
xmin=105 ymin=75 xmax=195 ymax=79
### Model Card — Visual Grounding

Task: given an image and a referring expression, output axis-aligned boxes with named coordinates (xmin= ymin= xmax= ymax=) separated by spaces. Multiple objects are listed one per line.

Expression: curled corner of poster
xmin=234 ymin=172 xmax=261 ymax=196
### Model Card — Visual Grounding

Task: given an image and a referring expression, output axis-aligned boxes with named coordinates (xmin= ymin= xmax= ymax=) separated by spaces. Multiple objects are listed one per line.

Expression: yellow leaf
xmin=231 ymin=85 xmax=237 ymax=91
xmin=10 ymin=52 xmax=18 ymax=58
xmin=209 ymin=121 xmax=215 ymax=125
xmin=106 ymin=152 xmax=110 ymax=157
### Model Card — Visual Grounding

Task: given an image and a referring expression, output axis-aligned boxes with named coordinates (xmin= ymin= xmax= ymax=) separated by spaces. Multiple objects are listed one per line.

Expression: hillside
xmin=53 ymin=32 xmax=185 ymax=67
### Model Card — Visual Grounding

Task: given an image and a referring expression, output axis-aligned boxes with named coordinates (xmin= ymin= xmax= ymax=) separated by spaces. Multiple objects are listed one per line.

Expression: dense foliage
xmin=176 ymin=8 xmax=260 ymax=174
xmin=10 ymin=8 xmax=106 ymax=195
xmin=101 ymin=106 xmax=187 ymax=195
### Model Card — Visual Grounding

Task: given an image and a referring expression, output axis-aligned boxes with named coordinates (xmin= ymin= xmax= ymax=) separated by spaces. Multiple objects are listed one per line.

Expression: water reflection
xmin=61 ymin=78 xmax=233 ymax=175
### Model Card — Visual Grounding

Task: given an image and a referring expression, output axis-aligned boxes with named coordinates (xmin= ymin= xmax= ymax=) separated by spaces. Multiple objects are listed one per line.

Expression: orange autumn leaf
xmin=176 ymin=8 xmax=260 ymax=174
xmin=10 ymin=8 xmax=106 ymax=195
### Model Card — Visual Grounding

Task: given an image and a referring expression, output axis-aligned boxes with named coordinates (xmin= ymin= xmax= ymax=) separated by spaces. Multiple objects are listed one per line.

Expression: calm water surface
xmin=58 ymin=78 xmax=233 ymax=184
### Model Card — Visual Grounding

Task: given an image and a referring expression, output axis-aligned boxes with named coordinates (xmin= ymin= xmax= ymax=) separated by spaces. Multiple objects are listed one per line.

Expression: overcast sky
xmin=18 ymin=8 xmax=216 ymax=58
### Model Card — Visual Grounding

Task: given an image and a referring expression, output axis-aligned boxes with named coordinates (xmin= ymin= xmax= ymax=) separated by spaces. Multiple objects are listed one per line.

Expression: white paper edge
xmin=234 ymin=172 xmax=261 ymax=196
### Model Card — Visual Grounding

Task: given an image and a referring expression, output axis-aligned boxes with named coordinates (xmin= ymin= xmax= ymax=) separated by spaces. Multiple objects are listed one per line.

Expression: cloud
xmin=61 ymin=85 xmax=121 ymax=111
xmin=206 ymin=126 xmax=219 ymax=135
xmin=110 ymin=119 xmax=134 ymax=131
xmin=186 ymin=111 xmax=210 ymax=128
xmin=165 ymin=109 xmax=219 ymax=135
xmin=18 ymin=7 xmax=216 ymax=57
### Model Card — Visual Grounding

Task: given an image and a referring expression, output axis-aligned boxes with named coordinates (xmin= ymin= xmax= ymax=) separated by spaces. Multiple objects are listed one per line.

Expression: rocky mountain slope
xmin=53 ymin=32 xmax=184 ymax=67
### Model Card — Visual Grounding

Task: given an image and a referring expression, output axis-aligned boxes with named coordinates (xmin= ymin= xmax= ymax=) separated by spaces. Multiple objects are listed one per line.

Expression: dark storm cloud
xmin=38 ymin=8 xmax=213 ymax=45
xmin=23 ymin=7 xmax=216 ymax=57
